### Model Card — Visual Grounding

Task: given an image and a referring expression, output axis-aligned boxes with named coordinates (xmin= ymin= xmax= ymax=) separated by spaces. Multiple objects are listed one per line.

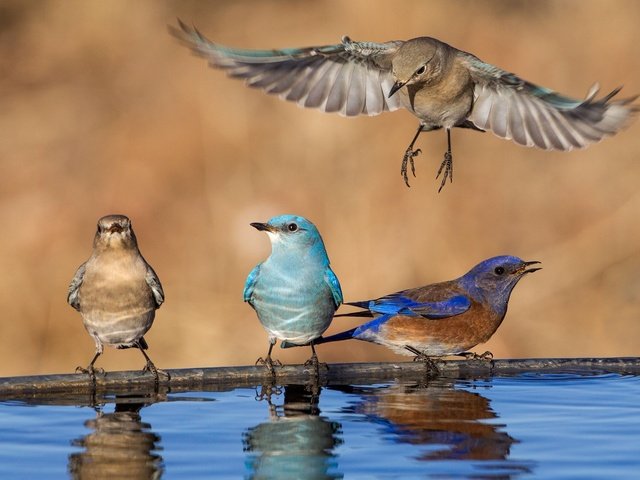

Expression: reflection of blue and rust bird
xmin=310 ymin=256 xmax=539 ymax=360
xmin=67 ymin=215 xmax=166 ymax=383
xmin=244 ymin=215 xmax=342 ymax=374
xmin=171 ymin=21 xmax=637 ymax=189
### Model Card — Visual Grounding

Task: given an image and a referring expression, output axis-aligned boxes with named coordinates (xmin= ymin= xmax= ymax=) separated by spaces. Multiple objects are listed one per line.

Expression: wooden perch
xmin=0 ymin=357 xmax=638 ymax=400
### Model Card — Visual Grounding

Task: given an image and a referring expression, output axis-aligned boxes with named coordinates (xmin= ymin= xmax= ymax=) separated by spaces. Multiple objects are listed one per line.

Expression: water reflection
xmin=244 ymin=384 xmax=342 ymax=479
xmin=334 ymin=381 xmax=533 ymax=475
xmin=68 ymin=395 xmax=163 ymax=479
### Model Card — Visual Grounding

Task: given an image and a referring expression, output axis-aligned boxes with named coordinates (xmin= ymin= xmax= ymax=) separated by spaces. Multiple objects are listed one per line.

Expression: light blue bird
xmin=244 ymin=215 xmax=343 ymax=374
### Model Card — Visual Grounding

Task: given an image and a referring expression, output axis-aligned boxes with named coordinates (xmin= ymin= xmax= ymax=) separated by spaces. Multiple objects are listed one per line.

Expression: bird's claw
xmin=435 ymin=151 xmax=453 ymax=192
xmin=401 ymin=148 xmax=421 ymax=187
xmin=75 ymin=365 xmax=104 ymax=380
xmin=411 ymin=353 xmax=441 ymax=375
xmin=255 ymin=356 xmax=282 ymax=376
xmin=459 ymin=350 xmax=494 ymax=361
xmin=303 ymin=355 xmax=328 ymax=376
xmin=142 ymin=361 xmax=170 ymax=381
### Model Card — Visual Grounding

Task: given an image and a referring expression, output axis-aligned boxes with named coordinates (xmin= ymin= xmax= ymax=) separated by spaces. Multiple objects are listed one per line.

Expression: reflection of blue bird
xmin=309 ymin=256 xmax=539 ymax=359
xmin=171 ymin=21 xmax=638 ymax=190
xmin=244 ymin=215 xmax=343 ymax=373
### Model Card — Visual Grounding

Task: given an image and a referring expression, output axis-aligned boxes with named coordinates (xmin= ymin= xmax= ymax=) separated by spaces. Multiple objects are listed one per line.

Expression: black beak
xmin=522 ymin=260 xmax=542 ymax=274
xmin=388 ymin=80 xmax=405 ymax=98
xmin=107 ymin=224 xmax=124 ymax=233
xmin=250 ymin=222 xmax=272 ymax=232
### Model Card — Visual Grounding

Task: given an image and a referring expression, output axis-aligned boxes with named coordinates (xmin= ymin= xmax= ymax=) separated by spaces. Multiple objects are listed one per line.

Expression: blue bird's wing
xmin=324 ymin=267 xmax=343 ymax=308
xmin=67 ymin=262 xmax=86 ymax=311
xmin=145 ymin=264 xmax=165 ymax=308
xmin=461 ymin=53 xmax=638 ymax=151
xmin=170 ymin=20 xmax=404 ymax=116
xmin=346 ymin=293 xmax=471 ymax=319
xmin=366 ymin=293 xmax=471 ymax=319
xmin=243 ymin=264 xmax=261 ymax=303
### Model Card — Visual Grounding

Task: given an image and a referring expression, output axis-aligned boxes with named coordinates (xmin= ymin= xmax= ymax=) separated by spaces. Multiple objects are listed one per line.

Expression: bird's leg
xmin=255 ymin=341 xmax=282 ymax=376
xmin=255 ymin=378 xmax=281 ymax=403
xmin=303 ymin=342 xmax=328 ymax=377
xmin=405 ymin=345 xmax=440 ymax=375
xmin=435 ymin=128 xmax=454 ymax=192
xmin=457 ymin=350 xmax=494 ymax=361
xmin=137 ymin=343 xmax=170 ymax=386
xmin=76 ymin=351 xmax=104 ymax=383
xmin=401 ymin=125 xmax=425 ymax=187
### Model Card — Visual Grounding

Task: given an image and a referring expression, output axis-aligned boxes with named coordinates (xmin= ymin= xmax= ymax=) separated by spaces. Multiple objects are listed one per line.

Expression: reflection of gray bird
xmin=171 ymin=21 xmax=638 ymax=190
xmin=69 ymin=400 xmax=163 ymax=479
xmin=67 ymin=215 xmax=166 ymax=383
xmin=244 ymin=384 xmax=342 ymax=479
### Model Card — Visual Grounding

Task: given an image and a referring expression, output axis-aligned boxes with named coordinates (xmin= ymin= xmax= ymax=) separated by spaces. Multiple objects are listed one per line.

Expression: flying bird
xmin=171 ymin=21 xmax=637 ymax=190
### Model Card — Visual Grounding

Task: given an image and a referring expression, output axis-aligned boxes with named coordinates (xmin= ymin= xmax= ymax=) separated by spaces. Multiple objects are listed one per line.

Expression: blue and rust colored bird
xmin=307 ymin=256 xmax=540 ymax=361
xmin=171 ymin=21 xmax=637 ymax=190
xmin=67 ymin=215 xmax=167 ymax=384
xmin=244 ymin=214 xmax=343 ymax=374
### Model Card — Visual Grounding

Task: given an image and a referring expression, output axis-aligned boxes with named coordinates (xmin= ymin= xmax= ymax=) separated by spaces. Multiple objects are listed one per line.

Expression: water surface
xmin=0 ymin=373 xmax=638 ymax=478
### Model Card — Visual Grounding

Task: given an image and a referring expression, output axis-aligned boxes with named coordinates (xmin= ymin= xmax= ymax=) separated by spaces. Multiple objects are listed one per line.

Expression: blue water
xmin=0 ymin=374 xmax=639 ymax=478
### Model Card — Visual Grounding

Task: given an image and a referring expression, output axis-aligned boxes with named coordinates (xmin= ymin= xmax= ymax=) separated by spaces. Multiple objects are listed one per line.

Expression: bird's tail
xmin=280 ymin=328 xmax=358 ymax=349
xmin=332 ymin=301 xmax=373 ymax=318
xmin=314 ymin=328 xmax=358 ymax=345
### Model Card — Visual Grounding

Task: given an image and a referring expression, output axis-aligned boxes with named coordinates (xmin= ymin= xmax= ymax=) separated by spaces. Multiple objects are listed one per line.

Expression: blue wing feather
xmin=243 ymin=264 xmax=261 ymax=303
xmin=358 ymin=293 xmax=471 ymax=319
xmin=324 ymin=267 xmax=343 ymax=307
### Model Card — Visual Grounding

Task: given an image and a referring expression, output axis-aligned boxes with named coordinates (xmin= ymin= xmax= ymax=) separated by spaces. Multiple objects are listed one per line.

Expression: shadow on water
xmin=68 ymin=394 xmax=164 ymax=479
xmin=244 ymin=383 xmax=343 ymax=479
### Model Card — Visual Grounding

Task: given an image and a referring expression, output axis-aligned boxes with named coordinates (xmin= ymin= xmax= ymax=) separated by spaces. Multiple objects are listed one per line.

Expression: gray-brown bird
xmin=67 ymin=215 xmax=166 ymax=383
xmin=171 ymin=21 xmax=638 ymax=190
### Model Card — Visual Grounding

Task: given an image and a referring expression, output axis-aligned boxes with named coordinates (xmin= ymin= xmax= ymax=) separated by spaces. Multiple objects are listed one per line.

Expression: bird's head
xmin=250 ymin=214 xmax=328 ymax=262
xmin=389 ymin=37 xmax=440 ymax=97
xmin=460 ymin=255 xmax=541 ymax=311
xmin=93 ymin=214 xmax=137 ymax=250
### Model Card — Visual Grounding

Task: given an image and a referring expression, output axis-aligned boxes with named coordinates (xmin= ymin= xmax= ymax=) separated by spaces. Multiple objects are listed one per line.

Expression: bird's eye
xmin=494 ymin=266 xmax=505 ymax=275
xmin=415 ymin=65 xmax=426 ymax=75
xmin=287 ymin=223 xmax=298 ymax=232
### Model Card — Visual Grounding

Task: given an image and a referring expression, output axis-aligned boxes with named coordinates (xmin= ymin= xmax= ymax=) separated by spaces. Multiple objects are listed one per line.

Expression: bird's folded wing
xmin=171 ymin=20 xmax=404 ymax=116
xmin=67 ymin=262 xmax=86 ymax=311
xmin=324 ymin=268 xmax=344 ymax=308
xmin=462 ymin=54 xmax=638 ymax=150
xmin=145 ymin=265 xmax=165 ymax=308
xmin=348 ymin=293 xmax=471 ymax=319
xmin=243 ymin=264 xmax=261 ymax=303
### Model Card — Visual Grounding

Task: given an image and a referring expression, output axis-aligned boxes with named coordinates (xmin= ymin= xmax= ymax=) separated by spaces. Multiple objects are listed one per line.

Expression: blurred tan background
xmin=1 ymin=0 xmax=639 ymax=376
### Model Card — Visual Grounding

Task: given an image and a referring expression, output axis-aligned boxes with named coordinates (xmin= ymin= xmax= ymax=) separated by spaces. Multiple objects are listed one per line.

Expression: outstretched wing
xmin=170 ymin=20 xmax=404 ymax=116
xmin=462 ymin=54 xmax=638 ymax=150
xmin=346 ymin=293 xmax=471 ymax=320
xmin=67 ymin=262 xmax=87 ymax=311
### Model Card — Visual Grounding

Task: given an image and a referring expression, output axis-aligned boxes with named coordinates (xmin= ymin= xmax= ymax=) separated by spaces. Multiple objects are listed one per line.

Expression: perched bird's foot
xmin=410 ymin=353 xmax=441 ymax=375
xmin=303 ymin=354 xmax=328 ymax=377
xmin=401 ymin=147 xmax=421 ymax=187
xmin=459 ymin=350 xmax=494 ymax=361
xmin=435 ymin=151 xmax=453 ymax=192
xmin=142 ymin=361 xmax=170 ymax=384
xmin=75 ymin=365 xmax=104 ymax=382
xmin=255 ymin=356 xmax=282 ymax=376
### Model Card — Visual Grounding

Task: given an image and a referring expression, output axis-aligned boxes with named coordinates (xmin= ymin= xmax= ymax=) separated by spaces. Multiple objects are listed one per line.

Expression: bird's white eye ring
xmin=494 ymin=266 xmax=505 ymax=275
xmin=415 ymin=65 xmax=426 ymax=75
xmin=287 ymin=223 xmax=298 ymax=232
